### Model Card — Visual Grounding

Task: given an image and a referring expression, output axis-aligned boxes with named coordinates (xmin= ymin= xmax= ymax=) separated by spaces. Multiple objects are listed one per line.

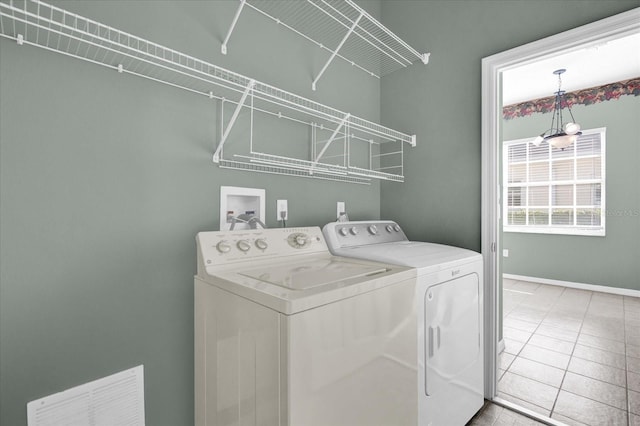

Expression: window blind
xmin=503 ymin=128 xmax=605 ymax=236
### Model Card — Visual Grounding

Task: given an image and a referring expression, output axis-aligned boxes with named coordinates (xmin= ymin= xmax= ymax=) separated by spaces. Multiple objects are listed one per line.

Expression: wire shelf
xmin=0 ymin=0 xmax=413 ymax=184
xmin=224 ymin=0 xmax=430 ymax=89
xmin=219 ymin=159 xmax=372 ymax=185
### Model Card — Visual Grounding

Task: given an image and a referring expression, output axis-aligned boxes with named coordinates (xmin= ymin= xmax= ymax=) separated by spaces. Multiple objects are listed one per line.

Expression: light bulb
xmin=549 ymin=135 xmax=574 ymax=150
xmin=564 ymin=122 xmax=581 ymax=135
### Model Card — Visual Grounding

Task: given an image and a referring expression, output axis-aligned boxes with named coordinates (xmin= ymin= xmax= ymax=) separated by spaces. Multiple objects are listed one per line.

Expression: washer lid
xmin=239 ymin=257 xmax=388 ymax=290
xmin=197 ymin=253 xmax=415 ymax=314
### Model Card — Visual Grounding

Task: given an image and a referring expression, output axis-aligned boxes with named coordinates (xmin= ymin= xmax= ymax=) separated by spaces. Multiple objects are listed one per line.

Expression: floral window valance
xmin=503 ymin=77 xmax=640 ymax=120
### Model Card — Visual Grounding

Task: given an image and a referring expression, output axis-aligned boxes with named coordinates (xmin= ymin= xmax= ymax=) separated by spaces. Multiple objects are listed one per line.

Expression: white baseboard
xmin=503 ymin=274 xmax=640 ymax=298
xmin=498 ymin=339 xmax=505 ymax=354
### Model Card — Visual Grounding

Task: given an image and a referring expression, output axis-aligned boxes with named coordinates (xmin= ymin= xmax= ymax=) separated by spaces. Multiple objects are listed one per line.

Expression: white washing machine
xmin=323 ymin=220 xmax=484 ymax=426
xmin=194 ymin=226 xmax=421 ymax=426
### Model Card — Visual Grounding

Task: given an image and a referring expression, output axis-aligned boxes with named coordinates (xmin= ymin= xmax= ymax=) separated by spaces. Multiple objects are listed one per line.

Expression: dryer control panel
xmin=323 ymin=220 xmax=408 ymax=249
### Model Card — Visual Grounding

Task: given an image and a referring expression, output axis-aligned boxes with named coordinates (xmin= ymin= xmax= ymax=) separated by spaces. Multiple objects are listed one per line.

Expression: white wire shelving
xmin=0 ymin=0 xmax=415 ymax=184
xmin=222 ymin=0 xmax=430 ymax=90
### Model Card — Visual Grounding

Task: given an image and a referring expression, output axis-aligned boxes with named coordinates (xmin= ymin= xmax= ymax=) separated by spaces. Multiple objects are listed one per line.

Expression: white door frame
xmin=480 ymin=8 xmax=640 ymax=399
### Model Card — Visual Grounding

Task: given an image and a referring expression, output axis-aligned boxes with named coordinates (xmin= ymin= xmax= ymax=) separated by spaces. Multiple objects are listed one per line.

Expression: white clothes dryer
xmin=195 ymin=226 xmax=420 ymax=426
xmin=323 ymin=220 xmax=484 ymax=426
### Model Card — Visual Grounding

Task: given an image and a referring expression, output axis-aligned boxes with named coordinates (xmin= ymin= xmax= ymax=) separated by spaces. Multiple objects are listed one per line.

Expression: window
xmin=503 ymin=128 xmax=605 ymax=236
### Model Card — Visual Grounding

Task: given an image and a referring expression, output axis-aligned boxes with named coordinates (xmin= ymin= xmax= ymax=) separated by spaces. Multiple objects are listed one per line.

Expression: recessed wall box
xmin=220 ymin=186 xmax=265 ymax=231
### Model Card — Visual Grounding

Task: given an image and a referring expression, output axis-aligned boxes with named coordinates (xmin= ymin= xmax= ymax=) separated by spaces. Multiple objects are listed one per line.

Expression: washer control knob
xmin=349 ymin=227 xmax=359 ymax=235
xmin=216 ymin=241 xmax=231 ymax=253
xmin=288 ymin=233 xmax=310 ymax=248
xmin=339 ymin=227 xmax=349 ymax=236
xmin=393 ymin=225 xmax=401 ymax=232
xmin=237 ymin=240 xmax=251 ymax=252
xmin=386 ymin=225 xmax=393 ymax=233
xmin=368 ymin=225 xmax=378 ymax=235
xmin=255 ymin=239 xmax=268 ymax=250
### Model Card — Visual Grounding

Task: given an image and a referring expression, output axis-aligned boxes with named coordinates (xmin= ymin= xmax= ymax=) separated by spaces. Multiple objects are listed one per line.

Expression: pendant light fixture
xmin=532 ymin=69 xmax=582 ymax=150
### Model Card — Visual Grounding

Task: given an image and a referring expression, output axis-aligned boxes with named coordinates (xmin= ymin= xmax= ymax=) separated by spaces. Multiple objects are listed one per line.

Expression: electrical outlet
xmin=276 ymin=199 xmax=288 ymax=221
xmin=337 ymin=201 xmax=346 ymax=219
xmin=503 ymin=249 xmax=509 ymax=258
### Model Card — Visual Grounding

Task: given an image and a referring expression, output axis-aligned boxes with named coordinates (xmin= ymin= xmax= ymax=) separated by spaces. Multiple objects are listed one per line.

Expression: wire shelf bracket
xmin=221 ymin=0 xmax=430 ymax=90
xmin=312 ymin=113 xmax=350 ymax=167
xmin=221 ymin=0 xmax=246 ymax=56
xmin=311 ymin=12 xmax=362 ymax=91
xmin=213 ymin=79 xmax=255 ymax=163
xmin=0 ymin=0 xmax=416 ymax=184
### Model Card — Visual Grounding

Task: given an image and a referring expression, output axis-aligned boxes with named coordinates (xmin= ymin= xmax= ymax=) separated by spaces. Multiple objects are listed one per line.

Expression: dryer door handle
xmin=426 ymin=325 xmax=441 ymax=397
xmin=428 ymin=325 xmax=441 ymax=358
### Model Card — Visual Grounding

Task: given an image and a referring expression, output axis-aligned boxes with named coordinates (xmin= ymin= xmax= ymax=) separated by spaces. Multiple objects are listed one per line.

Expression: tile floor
xmin=467 ymin=401 xmax=546 ymax=425
xmin=499 ymin=278 xmax=640 ymax=426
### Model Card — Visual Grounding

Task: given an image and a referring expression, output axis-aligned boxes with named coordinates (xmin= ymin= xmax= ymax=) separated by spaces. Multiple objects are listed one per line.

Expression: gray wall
xmin=2 ymin=1 xmax=639 ymax=425
xmin=502 ymin=96 xmax=640 ymax=290
xmin=0 ymin=1 xmax=381 ymax=424
xmin=379 ymin=0 xmax=639 ymax=252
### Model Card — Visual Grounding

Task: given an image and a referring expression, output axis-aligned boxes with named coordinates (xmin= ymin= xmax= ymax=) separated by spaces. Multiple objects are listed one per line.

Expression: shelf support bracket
xmin=213 ymin=79 xmax=255 ymax=163
xmin=310 ymin=113 xmax=350 ymax=174
xmin=311 ymin=12 xmax=363 ymax=91
xmin=221 ymin=0 xmax=246 ymax=55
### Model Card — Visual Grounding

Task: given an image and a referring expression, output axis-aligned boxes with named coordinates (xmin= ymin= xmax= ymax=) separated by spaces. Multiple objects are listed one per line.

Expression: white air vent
xmin=27 ymin=365 xmax=145 ymax=426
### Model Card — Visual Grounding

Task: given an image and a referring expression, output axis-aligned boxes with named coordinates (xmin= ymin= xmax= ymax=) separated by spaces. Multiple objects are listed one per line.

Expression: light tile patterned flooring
xmin=498 ymin=278 xmax=640 ymax=426
xmin=467 ymin=401 xmax=546 ymax=425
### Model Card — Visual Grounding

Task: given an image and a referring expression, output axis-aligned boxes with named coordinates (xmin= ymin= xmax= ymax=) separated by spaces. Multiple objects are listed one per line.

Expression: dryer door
xmin=424 ymin=272 xmax=483 ymax=426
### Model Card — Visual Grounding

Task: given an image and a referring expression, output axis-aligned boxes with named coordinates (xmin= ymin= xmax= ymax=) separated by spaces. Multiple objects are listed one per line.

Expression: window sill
xmin=504 ymin=226 xmax=605 ymax=237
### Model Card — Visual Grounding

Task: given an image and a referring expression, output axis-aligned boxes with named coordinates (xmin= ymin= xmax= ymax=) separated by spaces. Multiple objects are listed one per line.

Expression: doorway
xmin=481 ymin=7 xmax=640 ymax=424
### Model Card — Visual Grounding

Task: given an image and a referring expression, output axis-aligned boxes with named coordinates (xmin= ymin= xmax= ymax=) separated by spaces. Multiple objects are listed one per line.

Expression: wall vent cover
xmin=27 ymin=365 xmax=145 ymax=426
